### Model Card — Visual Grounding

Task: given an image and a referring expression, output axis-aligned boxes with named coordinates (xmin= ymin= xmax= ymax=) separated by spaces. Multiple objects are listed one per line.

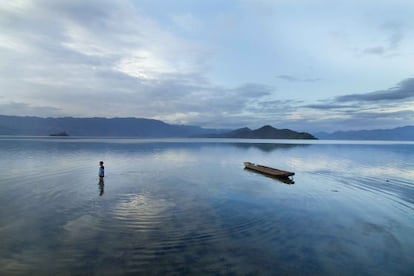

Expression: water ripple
xmin=321 ymin=169 xmax=414 ymax=212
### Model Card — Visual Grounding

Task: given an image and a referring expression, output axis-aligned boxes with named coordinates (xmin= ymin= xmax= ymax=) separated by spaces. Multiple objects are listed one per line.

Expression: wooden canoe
xmin=244 ymin=162 xmax=295 ymax=178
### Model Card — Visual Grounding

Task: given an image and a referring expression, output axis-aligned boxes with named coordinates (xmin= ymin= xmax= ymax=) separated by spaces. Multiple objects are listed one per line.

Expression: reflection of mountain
xmin=231 ymin=142 xmax=309 ymax=152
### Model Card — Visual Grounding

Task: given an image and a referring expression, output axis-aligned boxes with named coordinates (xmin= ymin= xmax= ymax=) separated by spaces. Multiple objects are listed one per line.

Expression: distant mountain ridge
xmin=0 ymin=115 xmax=224 ymax=137
xmin=316 ymin=126 xmax=414 ymax=141
xmin=204 ymin=125 xmax=317 ymax=139
xmin=2 ymin=115 xmax=411 ymax=140
xmin=0 ymin=115 xmax=316 ymax=139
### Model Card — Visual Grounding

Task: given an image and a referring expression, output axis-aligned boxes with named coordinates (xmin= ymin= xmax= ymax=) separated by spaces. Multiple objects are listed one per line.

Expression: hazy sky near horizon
xmin=1 ymin=0 xmax=413 ymax=132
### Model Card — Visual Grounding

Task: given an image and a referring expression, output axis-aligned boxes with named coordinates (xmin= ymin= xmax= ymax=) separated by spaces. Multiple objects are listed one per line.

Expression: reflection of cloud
xmin=359 ymin=167 xmax=414 ymax=180
xmin=0 ymin=248 xmax=53 ymax=274
xmin=63 ymin=215 xmax=100 ymax=242
xmin=286 ymin=152 xmax=414 ymax=181
xmin=156 ymin=149 xmax=198 ymax=163
xmin=112 ymin=194 xmax=176 ymax=232
xmin=287 ymin=157 xmax=352 ymax=173
xmin=0 ymin=218 xmax=39 ymax=273
xmin=0 ymin=257 xmax=32 ymax=274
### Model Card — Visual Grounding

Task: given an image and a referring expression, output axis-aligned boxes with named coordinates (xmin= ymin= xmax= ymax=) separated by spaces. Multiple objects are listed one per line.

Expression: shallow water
xmin=1 ymin=138 xmax=413 ymax=275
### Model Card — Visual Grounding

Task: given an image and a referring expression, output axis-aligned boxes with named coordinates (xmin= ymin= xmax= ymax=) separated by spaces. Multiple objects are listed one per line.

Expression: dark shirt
xmin=99 ymin=166 xmax=105 ymax=177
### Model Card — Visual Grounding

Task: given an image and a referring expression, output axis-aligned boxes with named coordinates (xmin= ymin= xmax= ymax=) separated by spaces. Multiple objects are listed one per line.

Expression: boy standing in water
xmin=99 ymin=161 xmax=105 ymax=179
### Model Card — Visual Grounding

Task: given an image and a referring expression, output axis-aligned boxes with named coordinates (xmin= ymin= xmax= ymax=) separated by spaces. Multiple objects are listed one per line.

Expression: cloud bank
xmin=0 ymin=0 xmax=413 ymax=132
xmin=304 ymin=78 xmax=414 ymax=130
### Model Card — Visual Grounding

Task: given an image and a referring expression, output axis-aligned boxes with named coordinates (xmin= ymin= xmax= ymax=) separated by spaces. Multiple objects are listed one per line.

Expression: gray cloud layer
xmin=0 ymin=1 xmax=289 ymax=129
xmin=336 ymin=78 xmax=414 ymax=102
xmin=0 ymin=1 xmax=413 ymax=132
xmin=304 ymin=78 xmax=414 ymax=130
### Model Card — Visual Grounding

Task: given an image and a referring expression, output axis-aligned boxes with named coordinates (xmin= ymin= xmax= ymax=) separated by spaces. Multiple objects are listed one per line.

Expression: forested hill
xmin=204 ymin=125 xmax=317 ymax=139
xmin=0 ymin=115 xmax=222 ymax=137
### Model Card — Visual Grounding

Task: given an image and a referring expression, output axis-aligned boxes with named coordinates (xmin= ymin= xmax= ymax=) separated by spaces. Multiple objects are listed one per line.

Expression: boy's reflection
xmin=98 ymin=177 xmax=104 ymax=196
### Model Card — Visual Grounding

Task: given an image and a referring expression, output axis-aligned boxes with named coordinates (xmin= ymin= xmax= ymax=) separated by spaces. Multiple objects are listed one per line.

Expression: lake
xmin=1 ymin=137 xmax=413 ymax=275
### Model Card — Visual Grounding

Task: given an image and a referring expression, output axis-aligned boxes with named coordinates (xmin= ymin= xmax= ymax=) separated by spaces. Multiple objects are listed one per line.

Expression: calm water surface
xmin=1 ymin=138 xmax=413 ymax=275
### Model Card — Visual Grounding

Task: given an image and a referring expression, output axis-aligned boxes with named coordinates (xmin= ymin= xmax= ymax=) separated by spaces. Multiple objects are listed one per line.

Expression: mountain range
xmin=316 ymin=126 xmax=414 ymax=141
xmin=0 ymin=115 xmax=317 ymax=139
xmin=0 ymin=115 xmax=412 ymax=140
xmin=0 ymin=115 xmax=221 ymax=137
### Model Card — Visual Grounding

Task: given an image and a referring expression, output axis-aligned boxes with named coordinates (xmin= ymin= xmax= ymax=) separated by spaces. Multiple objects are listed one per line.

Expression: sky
xmin=0 ymin=0 xmax=413 ymax=132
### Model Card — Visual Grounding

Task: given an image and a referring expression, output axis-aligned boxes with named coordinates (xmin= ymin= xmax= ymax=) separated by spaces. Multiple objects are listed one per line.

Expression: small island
xmin=49 ymin=131 xmax=69 ymax=137
xmin=204 ymin=125 xmax=317 ymax=139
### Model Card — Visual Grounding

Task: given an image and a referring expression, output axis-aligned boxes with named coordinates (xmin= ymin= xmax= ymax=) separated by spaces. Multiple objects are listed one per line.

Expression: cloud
xmin=303 ymin=78 xmax=414 ymax=115
xmin=276 ymin=75 xmax=320 ymax=83
xmin=316 ymin=109 xmax=414 ymax=131
xmin=0 ymin=1 xmax=413 ymax=132
xmin=361 ymin=21 xmax=405 ymax=56
xmin=150 ymin=82 xmax=275 ymax=126
xmin=299 ymin=77 xmax=414 ymax=131
xmin=304 ymin=103 xmax=354 ymax=110
xmin=0 ymin=0 xmax=209 ymax=77
xmin=0 ymin=1 xmax=211 ymax=116
xmin=336 ymin=78 xmax=414 ymax=102
xmin=0 ymin=102 xmax=63 ymax=117
xmin=363 ymin=46 xmax=385 ymax=55
xmin=382 ymin=21 xmax=404 ymax=49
